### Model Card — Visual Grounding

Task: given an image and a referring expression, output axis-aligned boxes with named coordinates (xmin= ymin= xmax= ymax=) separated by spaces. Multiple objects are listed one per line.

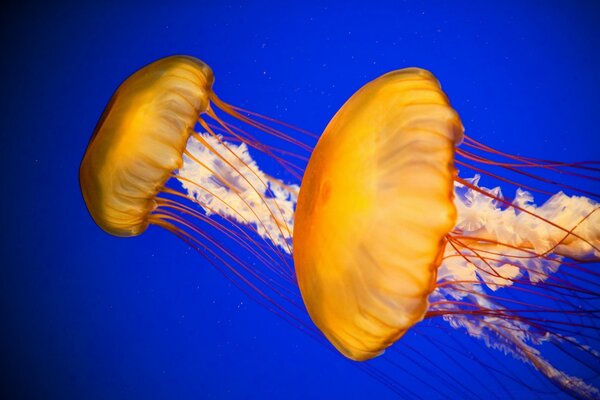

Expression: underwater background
xmin=1 ymin=1 xmax=599 ymax=399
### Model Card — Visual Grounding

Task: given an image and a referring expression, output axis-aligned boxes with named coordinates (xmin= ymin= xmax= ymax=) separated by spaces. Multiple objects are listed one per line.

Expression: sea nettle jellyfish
xmin=294 ymin=68 xmax=600 ymax=398
xmin=80 ymin=55 xmax=599 ymax=399
xmin=80 ymin=54 xmax=318 ymax=337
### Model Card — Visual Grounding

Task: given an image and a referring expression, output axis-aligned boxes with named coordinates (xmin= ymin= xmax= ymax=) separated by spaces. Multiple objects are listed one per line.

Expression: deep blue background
xmin=1 ymin=1 xmax=599 ymax=399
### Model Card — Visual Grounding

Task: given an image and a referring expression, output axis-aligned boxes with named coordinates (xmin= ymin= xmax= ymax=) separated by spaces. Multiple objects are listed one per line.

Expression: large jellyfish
xmin=294 ymin=68 xmax=600 ymax=398
xmin=81 ymin=56 xmax=599 ymax=398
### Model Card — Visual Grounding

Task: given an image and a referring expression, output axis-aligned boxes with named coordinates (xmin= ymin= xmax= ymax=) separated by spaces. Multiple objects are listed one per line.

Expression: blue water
xmin=1 ymin=1 xmax=599 ymax=399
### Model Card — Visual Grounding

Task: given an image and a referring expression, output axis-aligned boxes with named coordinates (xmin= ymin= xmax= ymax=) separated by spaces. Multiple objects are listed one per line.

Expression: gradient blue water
xmin=1 ymin=1 xmax=599 ymax=399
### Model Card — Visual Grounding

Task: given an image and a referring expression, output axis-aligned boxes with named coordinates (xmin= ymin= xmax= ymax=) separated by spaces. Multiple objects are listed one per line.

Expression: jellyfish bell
xmin=294 ymin=67 xmax=599 ymax=397
xmin=80 ymin=56 xmax=215 ymax=237
xmin=293 ymin=68 xmax=464 ymax=361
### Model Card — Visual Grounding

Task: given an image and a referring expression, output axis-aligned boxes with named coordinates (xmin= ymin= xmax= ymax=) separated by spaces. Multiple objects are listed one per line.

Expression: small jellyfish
xmin=80 ymin=55 xmax=312 ymax=322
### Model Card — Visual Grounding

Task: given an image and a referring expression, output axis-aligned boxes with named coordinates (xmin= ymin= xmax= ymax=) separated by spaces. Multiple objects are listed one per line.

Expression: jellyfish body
xmin=80 ymin=56 xmax=214 ymax=236
xmin=293 ymin=68 xmax=464 ymax=361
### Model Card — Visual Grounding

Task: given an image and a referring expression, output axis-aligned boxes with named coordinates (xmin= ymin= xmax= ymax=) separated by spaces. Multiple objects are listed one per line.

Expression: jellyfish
xmin=81 ymin=56 xmax=599 ymax=398
xmin=293 ymin=68 xmax=600 ymax=398
xmin=80 ymin=54 xmax=318 ymax=328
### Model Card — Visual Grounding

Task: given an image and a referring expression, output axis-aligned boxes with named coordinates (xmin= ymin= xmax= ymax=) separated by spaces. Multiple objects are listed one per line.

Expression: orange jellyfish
xmin=293 ymin=68 xmax=600 ymax=398
xmin=80 ymin=54 xmax=317 ymax=329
